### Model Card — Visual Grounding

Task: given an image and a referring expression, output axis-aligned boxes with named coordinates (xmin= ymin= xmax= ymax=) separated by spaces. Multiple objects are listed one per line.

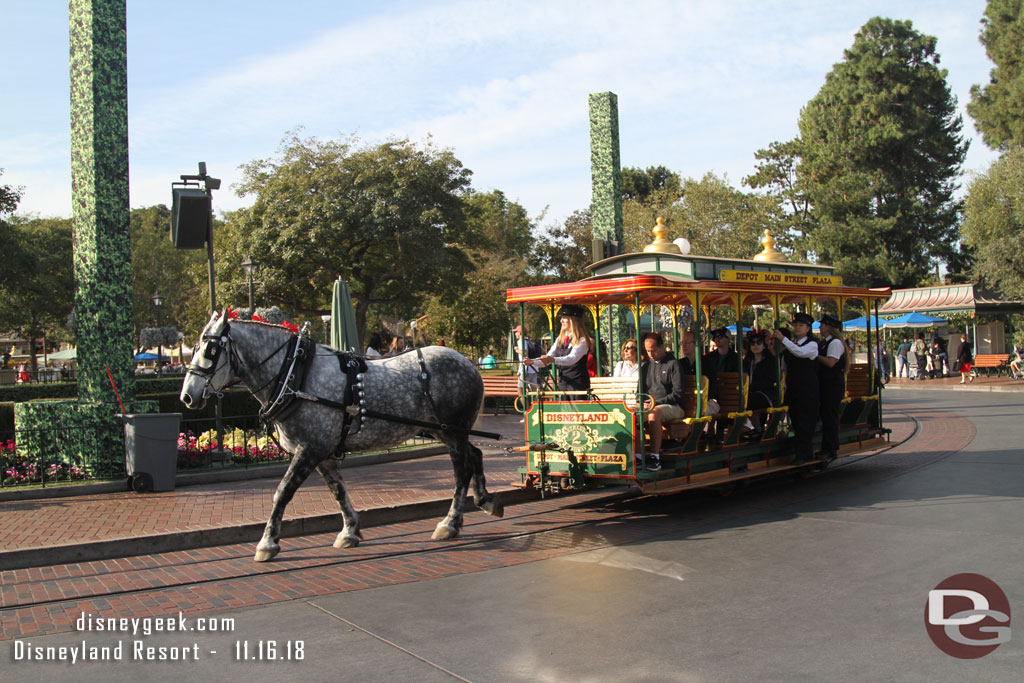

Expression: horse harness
xmin=198 ymin=323 xmax=500 ymax=453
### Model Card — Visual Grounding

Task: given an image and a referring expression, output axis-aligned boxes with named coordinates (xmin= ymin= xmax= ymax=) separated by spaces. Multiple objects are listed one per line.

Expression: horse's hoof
xmin=333 ymin=533 xmax=360 ymax=549
xmin=480 ymin=497 xmax=504 ymax=518
xmin=431 ymin=522 xmax=461 ymax=540
xmin=253 ymin=542 xmax=280 ymax=562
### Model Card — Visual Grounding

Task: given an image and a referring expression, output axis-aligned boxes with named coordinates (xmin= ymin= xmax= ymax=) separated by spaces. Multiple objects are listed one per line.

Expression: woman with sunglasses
xmin=743 ymin=330 xmax=778 ymax=439
xmin=613 ymin=339 xmax=644 ymax=377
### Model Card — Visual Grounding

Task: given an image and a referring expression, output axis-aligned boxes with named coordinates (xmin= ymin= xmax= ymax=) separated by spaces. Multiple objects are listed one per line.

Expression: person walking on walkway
xmin=914 ymin=333 xmax=929 ymax=380
xmin=957 ymin=333 xmax=974 ymax=384
xmin=896 ymin=336 xmax=912 ymax=378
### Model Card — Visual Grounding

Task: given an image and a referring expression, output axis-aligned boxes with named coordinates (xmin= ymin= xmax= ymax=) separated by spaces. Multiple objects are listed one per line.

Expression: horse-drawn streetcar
xmin=507 ymin=226 xmax=892 ymax=496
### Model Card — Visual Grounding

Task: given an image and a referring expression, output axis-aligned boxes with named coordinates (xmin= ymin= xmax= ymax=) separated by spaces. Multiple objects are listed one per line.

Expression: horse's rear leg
xmin=316 ymin=458 xmax=362 ymax=548
xmin=254 ymin=449 xmax=320 ymax=562
xmin=432 ymin=438 xmax=473 ymax=540
xmin=467 ymin=443 xmax=503 ymax=518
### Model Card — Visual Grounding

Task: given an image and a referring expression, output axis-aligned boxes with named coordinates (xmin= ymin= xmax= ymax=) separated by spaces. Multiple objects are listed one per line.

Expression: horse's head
xmin=180 ymin=310 xmax=234 ymax=410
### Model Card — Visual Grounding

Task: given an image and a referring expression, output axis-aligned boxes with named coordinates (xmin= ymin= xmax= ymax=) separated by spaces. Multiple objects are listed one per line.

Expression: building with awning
xmin=879 ymin=284 xmax=1023 ymax=354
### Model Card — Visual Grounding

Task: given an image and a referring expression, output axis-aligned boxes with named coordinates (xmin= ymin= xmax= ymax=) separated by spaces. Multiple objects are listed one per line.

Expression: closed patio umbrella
xmin=330 ymin=278 xmax=359 ymax=352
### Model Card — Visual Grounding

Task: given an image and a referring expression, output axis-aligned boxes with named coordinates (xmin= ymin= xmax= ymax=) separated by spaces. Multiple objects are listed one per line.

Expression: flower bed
xmin=1 ymin=438 xmax=88 ymax=486
xmin=176 ymin=428 xmax=290 ymax=468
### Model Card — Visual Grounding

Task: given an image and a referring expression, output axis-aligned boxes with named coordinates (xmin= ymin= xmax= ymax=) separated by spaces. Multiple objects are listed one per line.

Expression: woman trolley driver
xmin=524 ymin=304 xmax=592 ymax=398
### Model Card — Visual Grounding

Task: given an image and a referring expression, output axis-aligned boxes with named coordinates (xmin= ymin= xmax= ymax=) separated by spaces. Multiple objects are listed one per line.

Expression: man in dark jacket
xmin=640 ymin=332 xmax=685 ymax=472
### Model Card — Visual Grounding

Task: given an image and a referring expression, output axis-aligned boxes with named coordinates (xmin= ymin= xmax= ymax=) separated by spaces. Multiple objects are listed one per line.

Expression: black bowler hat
xmin=557 ymin=304 xmax=586 ymax=318
xmin=819 ymin=314 xmax=842 ymax=329
xmin=710 ymin=326 xmax=730 ymax=339
xmin=793 ymin=312 xmax=814 ymax=326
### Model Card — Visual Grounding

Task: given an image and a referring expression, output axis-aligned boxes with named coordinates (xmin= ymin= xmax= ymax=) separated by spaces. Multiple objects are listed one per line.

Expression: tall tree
xmin=745 ymin=138 xmax=815 ymax=260
xmin=623 ymin=172 xmax=781 ymax=258
xmin=968 ymin=0 xmax=1024 ymax=150
xmin=960 ymin=147 xmax=1024 ymax=298
xmin=0 ymin=216 xmax=74 ymax=372
xmin=797 ymin=17 xmax=967 ymax=287
xmin=0 ymin=169 xmax=26 ymax=292
xmin=532 ymin=210 xmax=594 ymax=282
xmin=231 ymin=132 xmax=474 ymax=345
xmin=129 ymin=204 xmax=206 ymax=344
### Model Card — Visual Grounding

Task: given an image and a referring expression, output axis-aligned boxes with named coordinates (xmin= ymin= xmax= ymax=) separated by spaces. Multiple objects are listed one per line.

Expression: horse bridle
xmin=186 ymin=321 xmax=293 ymax=401
xmin=185 ymin=322 xmax=235 ymax=400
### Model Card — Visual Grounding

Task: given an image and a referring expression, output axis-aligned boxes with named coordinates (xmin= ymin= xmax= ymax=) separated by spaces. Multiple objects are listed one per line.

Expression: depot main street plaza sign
xmin=720 ymin=269 xmax=843 ymax=287
xmin=525 ymin=402 xmax=637 ymax=477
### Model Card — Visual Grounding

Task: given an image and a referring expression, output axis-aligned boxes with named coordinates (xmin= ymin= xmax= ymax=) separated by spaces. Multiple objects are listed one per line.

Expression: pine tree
xmin=968 ymin=0 xmax=1024 ymax=150
xmin=797 ymin=17 xmax=967 ymax=287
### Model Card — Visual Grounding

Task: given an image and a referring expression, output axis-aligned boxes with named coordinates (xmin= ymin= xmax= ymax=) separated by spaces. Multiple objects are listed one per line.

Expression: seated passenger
xmin=613 ymin=339 xmax=643 ymax=377
xmin=743 ymin=330 xmax=778 ymax=438
xmin=640 ymin=332 xmax=686 ymax=472
xmin=678 ymin=330 xmax=719 ymax=413
xmin=705 ymin=327 xmax=740 ymax=375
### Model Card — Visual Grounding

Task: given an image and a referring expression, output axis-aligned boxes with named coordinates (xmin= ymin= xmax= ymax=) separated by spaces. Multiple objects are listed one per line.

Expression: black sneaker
xmin=646 ymin=455 xmax=662 ymax=472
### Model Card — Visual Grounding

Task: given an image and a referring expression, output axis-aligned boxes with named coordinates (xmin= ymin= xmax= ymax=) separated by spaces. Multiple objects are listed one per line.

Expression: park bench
xmin=480 ymin=374 xmax=520 ymax=415
xmin=971 ymin=354 xmax=1012 ymax=377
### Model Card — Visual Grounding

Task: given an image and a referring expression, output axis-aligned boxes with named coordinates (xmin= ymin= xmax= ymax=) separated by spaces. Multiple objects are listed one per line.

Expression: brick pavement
xmin=0 ymin=401 xmax=961 ymax=641
xmin=0 ymin=414 xmax=529 ymax=554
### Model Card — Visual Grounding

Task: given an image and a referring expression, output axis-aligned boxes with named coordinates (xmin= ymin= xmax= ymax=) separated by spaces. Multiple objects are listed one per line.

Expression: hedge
xmin=0 ymin=376 xmax=185 ymax=403
xmin=0 ymin=389 xmax=261 ymax=436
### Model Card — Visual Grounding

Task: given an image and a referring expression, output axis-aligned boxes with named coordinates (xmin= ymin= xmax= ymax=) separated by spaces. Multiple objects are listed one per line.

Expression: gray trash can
xmin=119 ymin=413 xmax=181 ymax=493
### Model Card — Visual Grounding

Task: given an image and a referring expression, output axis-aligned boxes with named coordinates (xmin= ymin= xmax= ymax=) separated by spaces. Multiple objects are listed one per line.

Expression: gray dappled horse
xmin=180 ymin=311 xmax=503 ymax=562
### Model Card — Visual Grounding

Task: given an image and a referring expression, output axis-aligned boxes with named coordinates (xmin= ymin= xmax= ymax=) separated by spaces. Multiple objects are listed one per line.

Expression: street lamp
xmin=241 ymin=255 xmax=258 ymax=316
xmin=321 ymin=314 xmax=331 ymax=345
xmin=151 ymin=291 xmax=164 ymax=375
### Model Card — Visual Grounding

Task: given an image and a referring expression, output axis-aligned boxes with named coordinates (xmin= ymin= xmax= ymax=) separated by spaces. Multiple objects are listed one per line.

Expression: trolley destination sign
xmin=719 ymin=269 xmax=843 ymax=287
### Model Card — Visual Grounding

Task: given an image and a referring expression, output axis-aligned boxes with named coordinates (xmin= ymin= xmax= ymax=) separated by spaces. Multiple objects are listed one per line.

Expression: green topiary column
xmin=589 ymin=92 xmax=627 ymax=368
xmin=15 ymin=0 xmax=154 ymax=479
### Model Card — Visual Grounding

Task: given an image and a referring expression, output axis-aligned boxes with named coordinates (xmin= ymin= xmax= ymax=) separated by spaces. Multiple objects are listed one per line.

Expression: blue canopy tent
xmin=841 ymin=315 xmax=885 ymax=331
xmin=725 ymin=325 xmax=753 ymax=334
xmin=883 ymin=312 xmax=948 ymax=328
xmin=134 ymin=352 xmax=170 ymax=361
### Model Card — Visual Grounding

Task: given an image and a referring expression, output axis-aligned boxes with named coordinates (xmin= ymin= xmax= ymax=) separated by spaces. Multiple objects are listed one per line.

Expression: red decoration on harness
xmin=281 ymin=320 xmax=299 ymax=334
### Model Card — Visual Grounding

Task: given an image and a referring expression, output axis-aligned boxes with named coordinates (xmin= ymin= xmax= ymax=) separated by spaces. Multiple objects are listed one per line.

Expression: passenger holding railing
xmin=772 ymin=312 xmax=819 ymax=464
xmin=639 ymin=332 xmax=685 ymax=472
xmin=524 ymin=304 xmax=591 ymax=398
xmin=816 ymin=314 xmax=847 ymax=462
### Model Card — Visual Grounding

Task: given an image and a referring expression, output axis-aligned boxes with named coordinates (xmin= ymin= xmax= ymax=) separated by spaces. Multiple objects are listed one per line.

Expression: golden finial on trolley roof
xmin=753 ymin=228 xmax=787 ymax=262
xmin=643 ymin=216 xmax=681 ymax=254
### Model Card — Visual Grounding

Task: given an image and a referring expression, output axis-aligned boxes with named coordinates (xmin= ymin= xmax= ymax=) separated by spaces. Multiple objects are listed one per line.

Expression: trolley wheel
xmin=125 ymin=475 xmax=134 ymax=491
xmin=131 ymin=472 xmax=154 ymax=493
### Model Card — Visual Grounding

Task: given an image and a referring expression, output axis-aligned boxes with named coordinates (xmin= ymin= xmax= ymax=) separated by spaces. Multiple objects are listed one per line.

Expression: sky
xmin=0 ymin=0 xmax=1001 ymax=233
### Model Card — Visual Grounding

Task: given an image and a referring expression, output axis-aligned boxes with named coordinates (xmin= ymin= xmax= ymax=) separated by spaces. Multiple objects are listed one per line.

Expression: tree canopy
xmin=230 ymin=132 xmax=474 ymax=345
xmin=968 ymin=0 xmax=1024 ymax=150
xmin=961 ymin=146 xmax=1024 ymax=299
xmin=796 ymin=17 xmax=967 ymax=287
xmin=0 ymin=216 xmax=74 ymax=371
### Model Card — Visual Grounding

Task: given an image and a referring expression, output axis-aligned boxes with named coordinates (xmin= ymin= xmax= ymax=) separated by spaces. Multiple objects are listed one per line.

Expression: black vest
xmin=818 ymin=337 xmax=846 ymax=385
xmin=785 ymin=337 xmax=819 ymax=389
xmin=554 ymin=339 xmax=590 ymax=391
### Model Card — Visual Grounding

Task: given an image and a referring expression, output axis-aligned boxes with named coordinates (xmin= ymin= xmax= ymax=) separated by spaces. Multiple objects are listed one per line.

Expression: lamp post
xmin=241 ymin=255 xmax=258 ymax=316
xmin=321 ymin=314 xmax=332 ymax=345
xmin=151 ymin=291 xmax=164 ymax=375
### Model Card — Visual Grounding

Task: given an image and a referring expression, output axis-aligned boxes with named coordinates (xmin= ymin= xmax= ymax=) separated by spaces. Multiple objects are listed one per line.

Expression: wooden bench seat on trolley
xmin=480 ymin=374 xmax=520 ymax=414
xmin=972 ymin=354 xmax=1012 ymax=377
xmin=840 ymin=364 xmax=878 ymax=425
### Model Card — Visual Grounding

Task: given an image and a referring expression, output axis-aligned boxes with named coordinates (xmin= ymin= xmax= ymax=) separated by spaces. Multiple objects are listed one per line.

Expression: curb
xmin=0 ymin=444 xmax=449 ymax=503
xmin=883 ymin=383 xmax=1024 ymax=393
xmin=0 ymin=486 xmax=543 ymax=571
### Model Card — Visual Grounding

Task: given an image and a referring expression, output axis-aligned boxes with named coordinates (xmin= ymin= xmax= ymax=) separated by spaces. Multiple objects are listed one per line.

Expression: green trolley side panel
xmin=526 ymin=401 xmax=637 ymax=478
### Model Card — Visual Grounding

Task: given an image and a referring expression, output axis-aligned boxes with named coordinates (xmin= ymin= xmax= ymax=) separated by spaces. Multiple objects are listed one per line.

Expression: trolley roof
xmin=506 ymin=272 xmax=891 ymax=309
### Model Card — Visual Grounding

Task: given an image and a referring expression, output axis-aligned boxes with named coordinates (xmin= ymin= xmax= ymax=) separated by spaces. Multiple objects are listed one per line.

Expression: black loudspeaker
xmin=171 ymin=188 xmax=211 ymax=249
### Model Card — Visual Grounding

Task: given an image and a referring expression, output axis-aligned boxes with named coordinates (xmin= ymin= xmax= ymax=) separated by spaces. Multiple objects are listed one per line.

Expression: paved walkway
xmin=0 ymin=414 xmax=531 ymax=567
